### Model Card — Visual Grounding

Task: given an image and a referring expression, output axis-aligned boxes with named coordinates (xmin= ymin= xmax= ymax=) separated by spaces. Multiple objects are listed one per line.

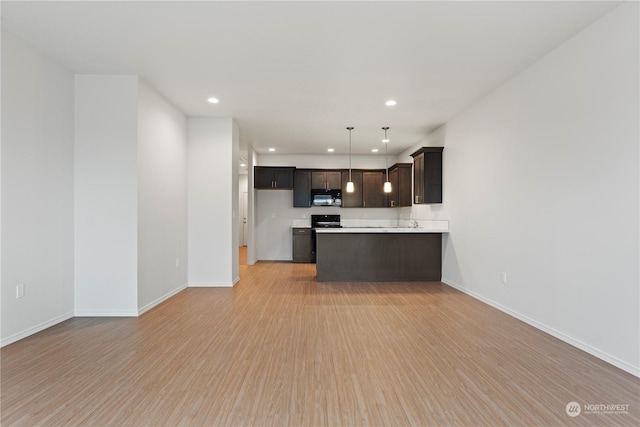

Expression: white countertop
xmin=292 ymin=219 xmax=449 ymax=232
xmin=316 ymin=227 xmax=448 ymax=234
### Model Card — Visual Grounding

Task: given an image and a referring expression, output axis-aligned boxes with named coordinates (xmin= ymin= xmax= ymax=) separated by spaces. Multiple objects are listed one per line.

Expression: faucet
xmin=409 ymin=219 xmax=419 ymax=228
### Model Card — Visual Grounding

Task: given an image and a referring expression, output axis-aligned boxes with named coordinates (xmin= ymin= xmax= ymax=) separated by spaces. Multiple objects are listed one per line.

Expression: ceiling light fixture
xmin=385 ymin=100 xmax=397 ymax=107
xmin=327 ymin=148 xmax=335 ymax=153
xmin=268 ymin=148 xmax=275 ymax=152
xmin=371 ymin=148 xmax=379 ymax=153
xmin=207 ymin=97 xmax=220 ymax=104
xmin=346 ymin=127 xmax=354 ymax=193
xmin=382 ymin=127 xmax=392 ymax=193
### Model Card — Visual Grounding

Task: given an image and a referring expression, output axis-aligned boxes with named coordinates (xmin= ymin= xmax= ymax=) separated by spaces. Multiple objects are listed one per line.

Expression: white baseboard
xmin=233 ymin=276 xmax=240 ymax=285
xmin=441 ymin=277 xmax=640 ymax=378
xmin=138 ymin=284 xmax=187 ymax=316
xmin=74 ymin=309 xmax=139 ymax=317
xmin=1 ymin=312 xmax=74 ymax=347
xmin=188 ymin=281 xmax=235 ymax=287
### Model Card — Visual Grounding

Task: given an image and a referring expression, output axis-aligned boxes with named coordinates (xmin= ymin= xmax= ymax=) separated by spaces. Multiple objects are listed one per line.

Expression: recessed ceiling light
xmin=327 ymin=148 xmax=335 ymax=153
xmin=371 ymin=148 xmax=379 ymax=153
xmin=268 ymin=148 xmax=276 ymax=152
xmin=385 ymin=100 xmax=397 ymax=106
xmin=382 ymin=138 xmax=390 ymax=143
xmin=207 ymin=97 xmax=220 ymax=104
xmin=240 ymin=163 xmax=246 ymax=167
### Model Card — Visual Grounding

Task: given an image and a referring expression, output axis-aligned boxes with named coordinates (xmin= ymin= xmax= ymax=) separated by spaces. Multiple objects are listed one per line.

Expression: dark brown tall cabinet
xmin=411 ymin=147 xmax=443 ymax=204
xmin=387 ymin=163 xmax=412 ymax=207
xmin=293 ymin=170 xmax=312 ymax=207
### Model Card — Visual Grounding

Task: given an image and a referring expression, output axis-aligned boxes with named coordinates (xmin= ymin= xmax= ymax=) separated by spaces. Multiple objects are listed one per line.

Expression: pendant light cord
xmin=383 ymin=127 xmax=389 ymax=181
xmin=347 ymin=127 xmax=354 ymax=181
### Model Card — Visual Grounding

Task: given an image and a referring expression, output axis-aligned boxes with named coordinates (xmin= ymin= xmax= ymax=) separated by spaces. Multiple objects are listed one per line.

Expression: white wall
xmin=257 ymin=153 xmax=392 ymax=170
xmin=188 ymin=117 xmax=239 ymax=286
xmin=1 ymin=32 xmax=75 ymax=345
xmin=247 ymin=149 xmax=258 ymax=265
xmin=231 ymin=120 xmax=240 ymax=281
xmin=438 ymin=3 xmax=639 ymax=375
xmin=74 ymin=75 xmax=139 ymax=316
xmin=397 ymin=126 xmax=449 ymax=223
xmin=137 ymin=79 xmax=188 ymax=313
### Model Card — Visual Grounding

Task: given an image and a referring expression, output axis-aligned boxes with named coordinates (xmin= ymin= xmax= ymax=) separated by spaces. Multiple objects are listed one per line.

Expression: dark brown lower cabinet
xmin=316 ymin=231 xmax=442 ymax=281
xmin=292 ymin=228 xmax=312 ymax=262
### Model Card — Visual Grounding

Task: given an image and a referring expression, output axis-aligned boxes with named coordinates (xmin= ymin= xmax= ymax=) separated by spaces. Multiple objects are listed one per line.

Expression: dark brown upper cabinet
xmin=411 ymin=147 xmax=443 ymax=204
xmin=387 ymin=163 xmax=412 ymax=207
xmin=311 ymin=171 xmax=342 ymax=190
xmin=339 ymin=170 xmax=386 ymax=208
xmin=341 ymin=170 xmax=363 ymax=208
xmin=254 ymin=166 xmax=295 ymax=189
xmin=362 ymin=170 xmax=386 ymax=208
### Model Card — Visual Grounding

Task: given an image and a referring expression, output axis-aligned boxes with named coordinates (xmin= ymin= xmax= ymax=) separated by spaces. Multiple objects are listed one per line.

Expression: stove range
xmin=310 ymin=215 xmax=341 ymax=262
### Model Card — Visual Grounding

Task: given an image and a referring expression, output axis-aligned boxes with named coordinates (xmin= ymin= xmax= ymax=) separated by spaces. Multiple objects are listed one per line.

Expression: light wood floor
xmin=2 ymin=254 xmax=639 ymax=426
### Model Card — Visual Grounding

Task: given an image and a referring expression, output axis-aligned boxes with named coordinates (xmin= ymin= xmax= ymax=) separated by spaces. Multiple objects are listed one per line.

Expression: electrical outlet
xmin=16 ymin=284 xmax=25 ymax=299
xmin=176 ymin=258 xmax=180 ymax=268
xmin=501 ymin=272 xmax=508 ymax=284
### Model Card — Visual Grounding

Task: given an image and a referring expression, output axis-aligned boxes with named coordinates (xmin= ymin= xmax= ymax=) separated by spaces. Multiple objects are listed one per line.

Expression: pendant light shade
xmin=346 ymin=127 xmax=354 ymax=193
xmin=383 ymin=127 xmax=392 ymax=193
xmin=346 ymin=181 xmax=355 ymax=193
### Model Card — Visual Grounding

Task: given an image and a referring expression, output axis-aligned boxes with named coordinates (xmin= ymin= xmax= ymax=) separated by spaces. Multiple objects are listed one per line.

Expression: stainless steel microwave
xmin=312 ymin=190 xmax=342 ymax=206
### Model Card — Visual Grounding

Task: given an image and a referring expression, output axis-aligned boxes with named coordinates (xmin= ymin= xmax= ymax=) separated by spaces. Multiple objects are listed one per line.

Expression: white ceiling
xmin=1 ymin=1 xmax=620 ymax=155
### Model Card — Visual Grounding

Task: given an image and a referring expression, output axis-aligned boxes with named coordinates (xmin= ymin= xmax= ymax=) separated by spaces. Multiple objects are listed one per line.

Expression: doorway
xmin=241 ymin=191 xmax=248 ymax=246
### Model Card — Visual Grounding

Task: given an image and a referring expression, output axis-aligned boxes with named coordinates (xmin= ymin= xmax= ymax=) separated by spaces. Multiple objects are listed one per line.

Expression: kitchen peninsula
xmin=315 ymin=222 xmax=449 ymax=282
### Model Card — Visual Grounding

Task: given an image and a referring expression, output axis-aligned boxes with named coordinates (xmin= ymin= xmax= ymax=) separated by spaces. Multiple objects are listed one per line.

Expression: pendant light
xmin=382 ymin=127 xmax=392 ymax=193
xmin=346 ymin=127 xmax=355 ymax=193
